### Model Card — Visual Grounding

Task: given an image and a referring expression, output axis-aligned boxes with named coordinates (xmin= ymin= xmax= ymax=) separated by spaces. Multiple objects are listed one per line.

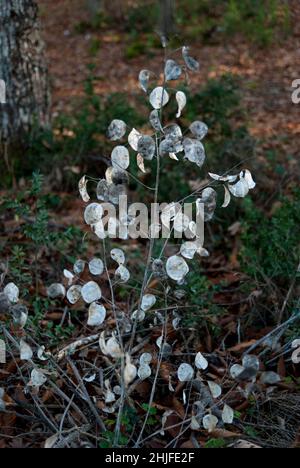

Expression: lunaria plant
xmin=1 ymin=43 xmax=264 ymax=448
xmin=0 ymin=283 xmax=28 ymax=329
xmin=46 ymin=44 xmax=257 ymax=444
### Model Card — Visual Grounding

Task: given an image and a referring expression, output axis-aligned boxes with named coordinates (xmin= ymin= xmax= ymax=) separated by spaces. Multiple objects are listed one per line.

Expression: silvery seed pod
xmin=0 ymin=293 xmax=11 ymax=314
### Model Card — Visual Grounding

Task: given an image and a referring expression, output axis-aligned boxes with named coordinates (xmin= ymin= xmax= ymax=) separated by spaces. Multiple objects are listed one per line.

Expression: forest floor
xmin=39 ymin=0 xmax=300 ymax=152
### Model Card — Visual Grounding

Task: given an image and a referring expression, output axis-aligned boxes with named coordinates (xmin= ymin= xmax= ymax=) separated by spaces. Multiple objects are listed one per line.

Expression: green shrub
xmin=181 ymin=264 xmax=224 ymax=335
xmin=205 ymin=438 xmax=227 ymax=448
xmin=239 ymin=188 xmax=300 ymax=323
xmin=241 ymin=190 xmax=300 ymax=283
xmin=223 ymin=0 xmax=290 ymax=46
xmin=124 ymin=2 xmax=159 ymax=34
xmin=74 ymin=0 xmax=290 ymax=48
xmin=185 ymin=74 xmax=241 ymax=136
xmin=10 ymin=70 xmax=147 ymax=188
xmin=0 ymin=173 xmax=83 ymax=298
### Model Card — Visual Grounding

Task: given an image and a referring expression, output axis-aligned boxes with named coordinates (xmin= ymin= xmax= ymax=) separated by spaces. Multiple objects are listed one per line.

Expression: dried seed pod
xmin=183 ymin=138 xmax=206 ymax=168
xmin=111 ymin=146 xmax=130 ymax=170
xmin=182 ymin=46 xmax=200 ymax=72
xmin=189 ymin=121 xmax=208 ymax=140
xmin=111 ymin=248 xmax=126 ymax=265
xmin=139 ymin=70 xmax=151 ymax=93
xmin=97 ymin=179 xmax=110 ymax=202
xmin=74 ymin=259 xmax=85 ymax=275
xmin=84 ymin=203 xmax=104 ymax=225
xmin=208 ymin=381 xmax=222 ymax=399
xmin=128 ymin=128 xmax=142 ymax=151
xmin=138 ymin=364 xmax=152 ymax=381
xmin=47 ymin=283 xmax=66 ymax=299
xmin=81 ymin=282 xmax=102 ymax=304
xmin=150 ymin=87 xmax=169 ymax=109
xmin=197 ymin=188 xmax=217 ymax=222
xmin=141 ymin=294 xmax=156 ymax=311
xmin=0 ymin=293 xmax=11 ymax=314
xmin=4 ymin=283 xmax=19 ymax=304
xmin=177 ymin=363 xmax=194 ymax=382
xmin=29 ymin=369 xmax=47 ymax=389
xmin=11 ymin=304 xmax=28 ymax=328
xmin=176 ymin=91 xmax=187 ymax=118
xmin=149 ymin=110 xmax=164 ymax=133
xmin=137 ymin=135 xmax=156 ymax=161
xmin=20 ymin=339 xmax=33 ymax=361
xmin=115 ymin=265 xmax=130 ymax=283
xmin=165 ymin=59 xmax=182 ymax=81
xmin=222 ymin=405 xmax=234 ymax=424
xmin=195 ymin=352 xmax=208 ymax=370
xmin=67 ymin=285 xmax=82 ymax=305
xmin=88 ymin=303 xmax=106 ymax=327
xmin=89 ymin=258 xmax=104 ymax=276
xmin=203 ymin=414 xmax=218 ymax=433
xmin=166 ymin=255 xmax=189 ymax=282
xmin=110 ymin=168 xmax=129 ymax=186
xmin=78 ymin=176 xmax=90 ymax=202
xmin=107 ymin=119 xmax=127 ymax=141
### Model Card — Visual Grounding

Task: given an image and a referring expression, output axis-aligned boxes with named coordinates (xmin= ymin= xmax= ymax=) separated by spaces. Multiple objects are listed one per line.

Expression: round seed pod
xmin=0 ymin=293 xmax=11 ymax=314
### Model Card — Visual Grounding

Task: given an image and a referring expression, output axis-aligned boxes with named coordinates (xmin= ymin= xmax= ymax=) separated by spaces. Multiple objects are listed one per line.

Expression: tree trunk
xmin=0 ymin=0 xmax=50 ymax=146
xmin=158 ymin=0 xmax=176 ymax=43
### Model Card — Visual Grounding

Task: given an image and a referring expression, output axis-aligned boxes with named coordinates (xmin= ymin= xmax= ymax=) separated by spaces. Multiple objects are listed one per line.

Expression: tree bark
xmin=0 ymin=0 xmax=50 ymax=146
xmin=158 ymin=0 xmax=176 ymax=43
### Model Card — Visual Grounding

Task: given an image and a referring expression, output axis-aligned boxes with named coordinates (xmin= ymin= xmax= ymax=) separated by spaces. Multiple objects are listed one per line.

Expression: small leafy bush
xmin=13 ymin=71 xmax=147 ymax=186
xmin=176 ymin=0 xmax=290 ymax=46
xmin=223 ymin=0 xmax=290 ymax=46
xmin=241 ymin=189 xmax=300 ymax=284
xmin=0 ymin=172 xmax=83 ymax=299
xmin=40 ymin=43 xmax=256 ymax=446
xmin=1 ymin=40 xmax=289 ymax=450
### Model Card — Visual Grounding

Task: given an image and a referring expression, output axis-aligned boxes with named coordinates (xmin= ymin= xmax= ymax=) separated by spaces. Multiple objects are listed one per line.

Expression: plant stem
xmin=128 ymin=149 xmax=160 ymax=353
xmin=102 ymin=238 xmax=126 ymax=447
xmin=135 ymin=288 xmax=168 ymax=447
xmin=128 ymin=46 xmax=168 ymax=353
